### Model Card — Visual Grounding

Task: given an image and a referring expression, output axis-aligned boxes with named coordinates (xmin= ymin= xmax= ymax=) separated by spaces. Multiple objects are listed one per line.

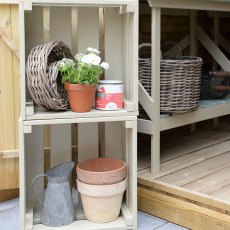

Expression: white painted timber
xmin=123 ymin=99 xmax=136 ymax=112
xmin=33 ymin=218 xmax=128 ymax=230
xmin=160 ymin=100 xmax=230 ymax=131
xmin=25 ymin=108 xmax=138 ymax=120
xmin=150 ymin=7 xmax=161 ymax=174
xmin=23 ymin=125 xmax=32 ymax=134
xmin=137 ymin=119 xmax=154 ymax=135
xmin=26 ymin=203 xmax=133 ymax=229
xmin=196 ymin=25 xmax=230 ymax=71
xmin=19 ymin=120 xmax=26 ymax=230
xmin=26 ymin=101 xmax=34 ymax=116
xmin=24 ymin=114 xmax=138 ymax=126
xmin=125 ymin=120 xmax=137 ymax=229
xmin=19 ymin=1 xmax=138 ymax=229
xmin=121 ymin=203 xmax=134 ymax=226
xmin=138 ymin=81 xmax=153 ymax=120
xmin=189 ymin=10 xmax=197 ymax=133
xmin=25 ymin=206 xmax=33 ymax=230
xmin=25 ymin=125 xmax=44 ymax=212
xmin=23 ymin=0 xmax=136 ymax=8
xmin=19 ymin=3 xmax=26 ymax=120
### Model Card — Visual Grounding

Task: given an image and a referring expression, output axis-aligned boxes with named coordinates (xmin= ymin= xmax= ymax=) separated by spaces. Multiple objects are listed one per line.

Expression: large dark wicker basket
xmin=139 ymin=43 xmax=152 ymax=96
xmin=160 ymin=56 xmax=203 ymax=113
xmin=138 ymin=43 xmax=203 ymax=113
xmin=26 ymin=41 xmax=75 ymax=110
xmin=200 ymin=71 xmax=230 ymax=99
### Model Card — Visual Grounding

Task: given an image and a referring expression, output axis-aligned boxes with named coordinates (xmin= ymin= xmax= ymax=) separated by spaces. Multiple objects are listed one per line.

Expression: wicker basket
xmin=138 ymin=42 xmax=203 ymax=113
xmin=139 ymin=43 xmax=152 ymax=96
xmin=200 ymin=71 xmax=230 ymax=99
xmin=26 ymin=41 xmax=75 ymax=110
xmin=160 ymin=56 xmax=203 ymax=113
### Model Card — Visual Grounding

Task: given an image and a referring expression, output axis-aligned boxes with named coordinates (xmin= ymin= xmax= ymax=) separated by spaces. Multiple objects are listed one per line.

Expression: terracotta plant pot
xmin=77 ymin=177 xmax=127 ymax=223
xmin=64 ymin=82 xmax=96 ymax=112
xmin=76 ymin=158 xmax=126 ymax=185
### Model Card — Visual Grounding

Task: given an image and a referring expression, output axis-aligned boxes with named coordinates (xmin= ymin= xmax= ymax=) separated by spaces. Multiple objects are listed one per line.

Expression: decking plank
xmin=157 ymin=151 xmax=230 ymax=186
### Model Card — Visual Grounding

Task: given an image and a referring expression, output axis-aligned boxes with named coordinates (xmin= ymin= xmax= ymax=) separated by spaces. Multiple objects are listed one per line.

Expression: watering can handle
xmin=31 ymin=174 xmax=47 ymax=208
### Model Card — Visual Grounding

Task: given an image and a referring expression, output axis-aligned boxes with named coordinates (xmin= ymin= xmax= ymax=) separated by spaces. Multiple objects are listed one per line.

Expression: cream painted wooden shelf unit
xmin=19 ymin=0 xmax=138 ymax=229
xmin=138 ymin=0 xmax=230 ymax=174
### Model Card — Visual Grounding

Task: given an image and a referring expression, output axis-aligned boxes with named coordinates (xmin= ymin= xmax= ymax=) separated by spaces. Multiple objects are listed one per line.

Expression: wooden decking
xmin=138 ymin=115 xmax=230 ymax=229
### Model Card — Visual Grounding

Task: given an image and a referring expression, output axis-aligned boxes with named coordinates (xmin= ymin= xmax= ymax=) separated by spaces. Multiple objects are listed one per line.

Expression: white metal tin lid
xmin=98 ymin=80 xmax=123 ymax=84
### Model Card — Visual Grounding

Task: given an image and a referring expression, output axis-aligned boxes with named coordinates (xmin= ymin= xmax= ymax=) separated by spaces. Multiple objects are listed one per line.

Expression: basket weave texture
xmin=160 ymin=56 xmax=202 ymax=113
xmin=200 ymin=71 xmax=230 ymax=99
xmin=139 ymin=43 xmax=152 ymax=96
xmin=26 ymin=41 xmax=75 ymax=110
xmin=138 ymin=43 xmax=203 ymax=113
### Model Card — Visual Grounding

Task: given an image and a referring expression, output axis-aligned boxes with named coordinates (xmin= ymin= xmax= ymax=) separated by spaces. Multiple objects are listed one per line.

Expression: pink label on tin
xmin=96 ymin=85 xmax=123 ymax=110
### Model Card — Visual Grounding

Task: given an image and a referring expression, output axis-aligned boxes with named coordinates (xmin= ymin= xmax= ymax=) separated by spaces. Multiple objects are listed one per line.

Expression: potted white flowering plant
xmin=58 ymin=47 xmax=109 ymax=112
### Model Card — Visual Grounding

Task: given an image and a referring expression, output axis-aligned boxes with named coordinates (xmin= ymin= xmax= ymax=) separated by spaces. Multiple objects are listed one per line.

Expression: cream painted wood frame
xmin=19 ymin=0 xmax=138 ymax=229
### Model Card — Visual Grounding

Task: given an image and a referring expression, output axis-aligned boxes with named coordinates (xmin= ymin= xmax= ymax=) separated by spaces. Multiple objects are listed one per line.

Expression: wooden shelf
xmin=25 ymin=0 xmax=136 ymax=7
xmin=33 ymin=218 xmax=127 ymax=230
xmin=24 ymin=106 xmax=138 ymax=126
xmin=160 ymin=98 xmax=230 ymax=131
xmin=25 ymin=203 xmax=134 ymax=230
xmin=138 ymin=98 xmax=230 ymax=135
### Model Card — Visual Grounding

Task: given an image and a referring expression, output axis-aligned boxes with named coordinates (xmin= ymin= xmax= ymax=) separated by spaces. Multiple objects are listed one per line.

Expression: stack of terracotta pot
xmin=76 ymin=157 xmax=127 ymax=223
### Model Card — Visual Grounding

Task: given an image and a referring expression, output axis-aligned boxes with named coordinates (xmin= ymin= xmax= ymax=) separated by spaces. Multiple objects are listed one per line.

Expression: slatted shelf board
xmin=160 ymin=97 xmax=230 ymax=131
xmin=24 ymin=109 xmax=138 ymax=126
xmin=25 ymin=203 xmax=133 ymax=230
xmin=138 ymin=97 xmax=230 ymax=136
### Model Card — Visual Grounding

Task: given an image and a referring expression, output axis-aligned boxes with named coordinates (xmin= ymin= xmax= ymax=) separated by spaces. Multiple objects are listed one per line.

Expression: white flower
xmin=101 ymin=62 xmax=109 ymax=70
xmin=87 ymin=47 xmax=100 ymax=54
xmin=59 ymin=61 xmax=66 ymax=67
xmin=60 ymin=58 xmax=75 ymax=67
xmin=81 ymin=53 xmax=101 ymax=66
xmin=75 ymin=53 xmax=84 ymax=60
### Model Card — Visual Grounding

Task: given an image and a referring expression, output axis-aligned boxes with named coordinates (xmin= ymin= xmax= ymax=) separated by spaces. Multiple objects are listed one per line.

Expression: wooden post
xmin=151 ymin=7 xmax=161 ymax=174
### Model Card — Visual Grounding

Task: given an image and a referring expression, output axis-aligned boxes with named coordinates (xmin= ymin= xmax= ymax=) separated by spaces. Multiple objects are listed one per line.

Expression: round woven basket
xmin=160 ymin=56 xmax=203 ymax=113
xmin=139 ymin=43 xmax=152 ymax=96
xmin=26 ymin=41 xmax=75 ymax=110
xmin=201 ymin=71 xmax=230 ymax=99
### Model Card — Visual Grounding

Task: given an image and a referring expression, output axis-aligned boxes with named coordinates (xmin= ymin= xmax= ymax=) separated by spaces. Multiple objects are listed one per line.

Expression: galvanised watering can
xmin=31 ymin=161 xmax=75 ymax=227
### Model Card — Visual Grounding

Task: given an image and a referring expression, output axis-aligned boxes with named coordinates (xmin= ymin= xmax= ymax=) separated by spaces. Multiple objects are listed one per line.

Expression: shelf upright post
xmin=190 ymin=10 xmax=197 ymax=133
xmin=151 ymin=7 xmax=161 ymax=174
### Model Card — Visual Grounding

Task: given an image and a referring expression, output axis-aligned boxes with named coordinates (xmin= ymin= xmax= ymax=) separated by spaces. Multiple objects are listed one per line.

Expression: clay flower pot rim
xmin=77 ymin=157 xmax=126 ymax=174
xmin=77 ymin=177 xmax=127 ymax=197
xmin=77 ymin=158 xmax=127 ymax=185
xmin=64 ymin=82 xmax=97 ymax=90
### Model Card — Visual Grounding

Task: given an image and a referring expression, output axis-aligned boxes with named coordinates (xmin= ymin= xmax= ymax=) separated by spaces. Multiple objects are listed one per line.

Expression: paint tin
xmin=96 ymin=80 xmax=123 ymax=110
